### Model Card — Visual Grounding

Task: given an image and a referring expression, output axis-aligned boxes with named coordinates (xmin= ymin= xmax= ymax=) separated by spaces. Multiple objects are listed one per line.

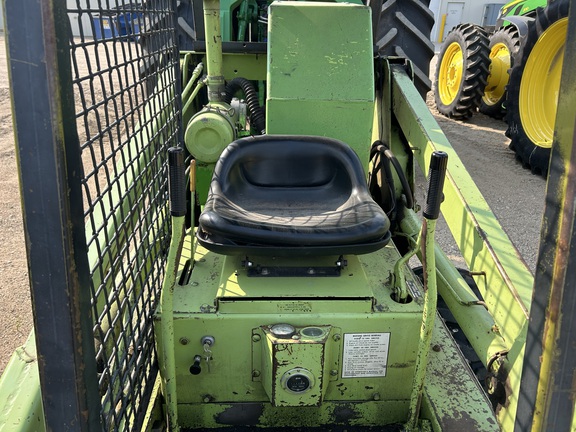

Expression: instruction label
xmin=342 ymin=333 xmax=390 ymax=378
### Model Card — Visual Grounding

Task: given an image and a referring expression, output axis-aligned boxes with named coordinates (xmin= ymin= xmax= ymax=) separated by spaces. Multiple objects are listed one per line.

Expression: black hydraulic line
xmin=369 ymin=142 xmax=396 ymax=223
xmin=370 ymin=141 xmax=415 ymax=210
xmin=224 ymin=77 xmax=266 ymax=134
xmin=381 ymin=153 xmax=397 ymax=222
xmin=383 ymin=147 xmax=415 ymax=210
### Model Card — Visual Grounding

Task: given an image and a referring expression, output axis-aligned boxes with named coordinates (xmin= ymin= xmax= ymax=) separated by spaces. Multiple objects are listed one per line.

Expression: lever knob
xmin=190 ymin=355 xmax=202 ymax=375
xmin=423 ymin=151 xmax=448 ymax=220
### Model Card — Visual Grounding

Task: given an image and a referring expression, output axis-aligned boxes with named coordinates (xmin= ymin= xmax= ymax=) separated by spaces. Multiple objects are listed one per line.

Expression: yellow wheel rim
xmin=483 ymin=42 xmax=510 ymax=106
xmin=520 ymin=18 xmax=567 ymax=148
xmin=438 ymin=42 xmax=464 ymax=105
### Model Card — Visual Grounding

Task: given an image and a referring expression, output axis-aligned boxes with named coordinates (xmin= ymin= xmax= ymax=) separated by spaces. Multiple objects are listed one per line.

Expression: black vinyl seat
xmin=197 ymin=135 xmax=391 ymax=256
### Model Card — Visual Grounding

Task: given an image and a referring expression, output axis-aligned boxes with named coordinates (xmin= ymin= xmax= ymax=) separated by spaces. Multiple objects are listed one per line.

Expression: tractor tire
xmin=374 ymin=0 xmax=435 ymax=99
xmin=434 ymin=23 xmax=490 ymax=120
xmin=479 ymin=26 xmax=520 ymax=119
xmin=140 ymin=0 xmax=197 ymax=94
xmin=505 ymin=0 xmax=569 ymax=176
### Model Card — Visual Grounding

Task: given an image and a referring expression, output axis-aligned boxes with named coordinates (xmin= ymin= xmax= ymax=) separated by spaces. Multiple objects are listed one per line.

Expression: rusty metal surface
xmin=422 ymin=315 xmax=500 ymax=431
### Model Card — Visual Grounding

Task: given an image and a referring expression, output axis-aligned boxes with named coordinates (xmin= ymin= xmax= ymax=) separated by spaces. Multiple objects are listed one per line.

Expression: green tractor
xmin=434 ymin=0 xmax=569 ymax=176
xmin=1 ymin=0 xmax=576 ymax=430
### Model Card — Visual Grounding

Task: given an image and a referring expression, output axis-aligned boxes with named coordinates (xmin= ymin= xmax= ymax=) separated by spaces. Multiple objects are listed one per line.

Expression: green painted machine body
xmin=154 ymin=2 xmax=500 ymax=429
xmin=3 ymin=0 xmax=576 ymax=429
xmin=155 ymin=244 xmax=424 ymax=427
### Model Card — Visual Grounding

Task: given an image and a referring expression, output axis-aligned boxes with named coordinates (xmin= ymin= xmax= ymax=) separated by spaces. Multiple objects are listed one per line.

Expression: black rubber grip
xmin=168 ymin=147 xmax=187 ymax=217
xmin=423 ymin=151 xmax=448 ymax=220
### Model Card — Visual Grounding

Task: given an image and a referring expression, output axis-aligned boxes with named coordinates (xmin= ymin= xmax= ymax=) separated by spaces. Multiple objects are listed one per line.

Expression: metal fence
xmin=6 ymin=0 xmax=181 ymax=429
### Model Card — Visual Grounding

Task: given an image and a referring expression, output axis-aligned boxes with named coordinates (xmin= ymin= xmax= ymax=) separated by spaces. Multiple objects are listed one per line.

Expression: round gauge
xmin=286 ymin=374 xmax=310 ymax=393
xmin=281 ymin=368 xmax=315 ymax=394
xmin=270 ymin=323 xmax=296 ymax=338
xmin=300 ymin=326 xmax=324 ymax=338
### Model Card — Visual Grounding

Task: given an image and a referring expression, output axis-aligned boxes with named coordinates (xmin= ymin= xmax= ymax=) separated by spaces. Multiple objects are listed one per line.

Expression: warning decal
xmin=342 ymin=333 xmax=390 ymax=378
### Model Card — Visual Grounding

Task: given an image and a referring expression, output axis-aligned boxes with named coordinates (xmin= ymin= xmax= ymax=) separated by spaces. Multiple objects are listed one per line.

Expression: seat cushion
xmin=198 ymin=135 xmax=390 ymax=255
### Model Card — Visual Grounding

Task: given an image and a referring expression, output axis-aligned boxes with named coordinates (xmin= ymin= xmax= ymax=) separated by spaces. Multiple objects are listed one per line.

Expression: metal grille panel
xmin=68 ymin=1 xmax=180 ymax=428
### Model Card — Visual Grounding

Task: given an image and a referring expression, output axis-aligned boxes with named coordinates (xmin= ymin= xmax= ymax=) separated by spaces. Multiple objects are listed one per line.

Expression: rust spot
xmin=437 ymin=408 xmax=488 ymax=430
xmin=374 ymin=303 xmax=386 ymax=312
xmin=215 ymin=403 xmax=263 ymax=425
xmin=332 ymin=403 xmax=361 ymax=423
xmin=389 ymin=361 xmax=415 ymax=369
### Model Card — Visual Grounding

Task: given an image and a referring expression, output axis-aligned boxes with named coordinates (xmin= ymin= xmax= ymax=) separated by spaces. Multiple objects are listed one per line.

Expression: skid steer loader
xmin=0 ymin=0 xmax=575 ymax=430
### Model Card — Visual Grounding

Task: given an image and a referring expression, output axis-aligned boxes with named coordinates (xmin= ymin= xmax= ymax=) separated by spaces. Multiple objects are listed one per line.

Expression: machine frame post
xmin=515 ymin=2 xmax=576 ymax=429
xmin=4 ymin=0 xmax=101 ymax=429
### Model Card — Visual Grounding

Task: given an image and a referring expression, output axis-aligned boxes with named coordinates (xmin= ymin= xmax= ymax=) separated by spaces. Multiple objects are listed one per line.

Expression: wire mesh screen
xmin=68 ymin=1 xmax=180 ymax=428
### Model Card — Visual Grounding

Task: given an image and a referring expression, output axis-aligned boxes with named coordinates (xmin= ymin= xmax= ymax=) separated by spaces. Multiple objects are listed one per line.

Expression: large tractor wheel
xmin=505 ymin=0 xmax=569 ymax=176
xmin=479 ymin=26 xmax=520 ymax=119
xmin=140 ymin=0 xmax=197 ymax=93
xmin=374 ymin=0 xmax=435 ymax=99
xmin=434 ymin=23 xmax=490 ymax=119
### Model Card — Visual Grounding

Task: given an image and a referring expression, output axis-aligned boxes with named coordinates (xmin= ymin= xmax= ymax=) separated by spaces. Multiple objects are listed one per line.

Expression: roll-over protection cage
xmin=4 ymin=0 xmax=181 ymax=429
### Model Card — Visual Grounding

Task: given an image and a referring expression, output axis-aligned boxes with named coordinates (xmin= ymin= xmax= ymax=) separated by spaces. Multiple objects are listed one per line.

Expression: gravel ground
xmin=0 ymin=38 xmax=547 ymax=376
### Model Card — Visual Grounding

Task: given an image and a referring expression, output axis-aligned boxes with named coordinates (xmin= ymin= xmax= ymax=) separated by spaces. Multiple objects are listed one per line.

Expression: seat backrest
xmin=219 ymin=136 xmax=366 ymax=205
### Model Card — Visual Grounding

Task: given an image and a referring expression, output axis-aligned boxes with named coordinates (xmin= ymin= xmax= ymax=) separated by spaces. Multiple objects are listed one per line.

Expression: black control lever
xmin=190 ymin=355 xmax=203 ymax=375
xmin=423 ymin=151 xmax=448 ymax=220
xmin=168 ymin=146 xmax=186 ymax=217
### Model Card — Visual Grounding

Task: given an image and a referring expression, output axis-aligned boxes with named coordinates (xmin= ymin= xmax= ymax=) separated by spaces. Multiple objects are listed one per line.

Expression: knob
xmin=423 ymin=151 xmax=448 ymax=220
xmin=190 ymin=355 xmax=202 ymax=375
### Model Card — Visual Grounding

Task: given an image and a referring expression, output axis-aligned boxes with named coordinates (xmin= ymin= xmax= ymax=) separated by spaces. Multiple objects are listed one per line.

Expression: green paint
xmin=407 ymin=219 xmax=439 ymax=430
xmin=390 ymin=64 xmax=533 ymax=340
xmin=0 ymin=333 xmax=45 ymax=432
xmin=421 ymin=319 xmax=500 ymax=431
xmin=178 ymin=400 xmax=411 ymax=429
xmin=389 ymin=64 xmax=533 ymax=426
xmin=500 ymin=0 xmax=547 ymax=21
xmin=202 ymin=0 xmax=226 ymax=101
xmin=160 ymin=216 xmax=187 ymax=432
xmin=155 ymin=236 xmax=426 ymax=427
xmin=399 ymin=208 xmax=510 ymax=366
xmin=220 ymin=53 xmax=267 ymax=80
xmin=259 ymin=325 xmax=331 ymax=406
xmin=185 ymin=103 xmax=236 ymax=163
xmin=266 ymin=1 xmax=374 ymax=168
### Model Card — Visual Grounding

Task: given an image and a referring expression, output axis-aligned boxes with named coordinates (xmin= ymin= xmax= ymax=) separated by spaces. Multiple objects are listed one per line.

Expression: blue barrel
xmin=129 ymin=13 xmax=142 ymax=36
xmin=92 ymin=14 xmax=118 ymax=40
xmin=116 ymin=12 xmax=129 ymax=36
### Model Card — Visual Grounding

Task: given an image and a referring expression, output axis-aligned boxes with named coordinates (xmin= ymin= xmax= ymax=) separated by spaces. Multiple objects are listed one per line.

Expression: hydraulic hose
xmin=224 ymin=77 xmax=266 ymax=134
xmin=382 ymin=147 xmax=414 ymax=210
xmin=369 ymin=141 xmax=415 ymax=220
